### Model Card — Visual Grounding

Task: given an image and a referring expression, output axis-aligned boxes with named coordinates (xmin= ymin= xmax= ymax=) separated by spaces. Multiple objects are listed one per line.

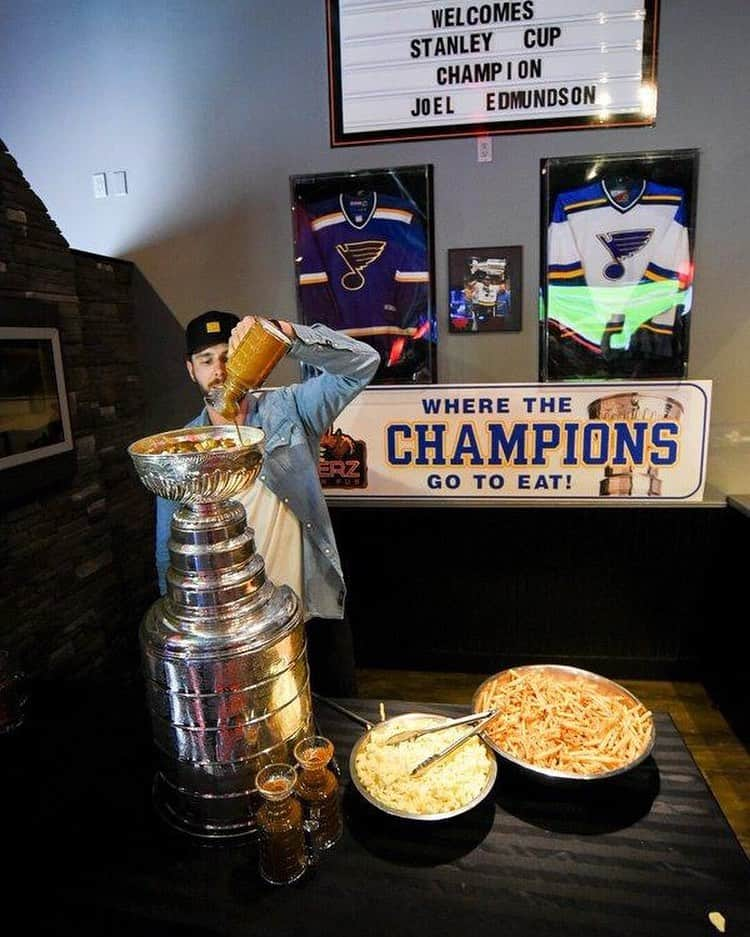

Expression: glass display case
xmin=290 ymin=164 xmax=437 ymax=385
xmin=540 ymin=148 xmax=699 ymax=381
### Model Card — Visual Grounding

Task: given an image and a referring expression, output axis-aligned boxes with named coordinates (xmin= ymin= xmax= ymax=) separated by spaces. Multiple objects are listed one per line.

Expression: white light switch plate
xmin=110 ymin=170 xmax=128 ymax=196
xmin=92 ymin=173 xmax=108 ymax=198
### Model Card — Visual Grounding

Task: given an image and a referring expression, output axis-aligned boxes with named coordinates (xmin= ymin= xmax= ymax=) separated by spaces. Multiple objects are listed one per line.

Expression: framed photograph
xmin=448 ymin=246 xmax=522 ymax=334
xmin=0 ymin=326 xmax=73 ymax=470
xmin=291 ymin=164 xmax=437 ymax=384
xmin=540 ymin=148 xmax=699 ymax=381
xmin=326 ymin=1 xmax=660 ymax=147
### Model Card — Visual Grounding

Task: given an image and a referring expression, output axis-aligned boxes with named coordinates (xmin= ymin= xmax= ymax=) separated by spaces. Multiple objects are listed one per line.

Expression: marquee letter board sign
xmin=326 ymin=0 xmax=660 ymax=146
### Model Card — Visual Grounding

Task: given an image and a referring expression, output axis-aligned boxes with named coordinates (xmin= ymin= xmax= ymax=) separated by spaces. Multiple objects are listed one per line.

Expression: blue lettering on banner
xmin=582 ymin=423 xmax=610 ymax=465
xmin=611 ymin=421 xmax=648 ymax=465
xmin=427 ymin=473 xmax=461 ymax=489
xmin=422 ymin=397 xmax=510 ymax=414
xmin=651 ymin=423 xmax=680 ymax=464
xmin=415 ymin=424 xmax=447 ymax=465
xmin=531 ymin=423 xmax=561 ymax=465
xmin=387 ymin=424 xmax=412 ymax=465
xmin=488 ymin=422 xmax=528 ymax=463
xmin=450 ymin=424 xmax=484 ymax=464
xmin=387 ymin=420 xmax=681 ymax=468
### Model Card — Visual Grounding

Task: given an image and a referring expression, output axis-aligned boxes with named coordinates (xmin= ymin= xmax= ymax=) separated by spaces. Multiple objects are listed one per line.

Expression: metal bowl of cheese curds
xmin=128 ymin=425 xmax=265 ymax=504
xmin=349 ymin=712 xmax=497 ymax=821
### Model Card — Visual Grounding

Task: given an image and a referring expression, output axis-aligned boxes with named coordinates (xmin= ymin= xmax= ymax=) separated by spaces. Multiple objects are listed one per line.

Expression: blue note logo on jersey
xmin=335 ymin=240 xmax=387 ymax=291
xmin=597 ymin=229 xmax=655 ymax=280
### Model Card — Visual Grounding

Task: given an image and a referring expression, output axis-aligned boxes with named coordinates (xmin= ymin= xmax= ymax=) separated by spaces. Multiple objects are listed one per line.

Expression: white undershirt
xmin=239 ymin=480 xmax=304 ymax=615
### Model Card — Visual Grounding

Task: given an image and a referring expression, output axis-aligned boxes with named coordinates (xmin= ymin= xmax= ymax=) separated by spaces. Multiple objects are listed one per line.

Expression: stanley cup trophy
xmin=587 ymin=392 xmax=684 ymax=497
xmin=128 ymin=424 xmax=312 ymax=841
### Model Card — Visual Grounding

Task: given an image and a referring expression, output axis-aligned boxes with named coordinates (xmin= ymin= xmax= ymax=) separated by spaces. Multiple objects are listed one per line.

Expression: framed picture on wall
xmin=540 ymin=148 xmax=699 ymax=381
xmin=448 ymin=246 xmax=522 ymax=334
xmin=0 ymin=297 xmax=77 ymax=508
xmin=290 ymin=164 xmax=437 ymax=384
xmin=0 ymin=326 xmax=73 ymax=470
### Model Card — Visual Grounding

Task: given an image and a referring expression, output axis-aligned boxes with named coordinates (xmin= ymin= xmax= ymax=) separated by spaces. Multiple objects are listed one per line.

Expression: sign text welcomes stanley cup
xmin=320 ymin=382 xmax=711 ymax=500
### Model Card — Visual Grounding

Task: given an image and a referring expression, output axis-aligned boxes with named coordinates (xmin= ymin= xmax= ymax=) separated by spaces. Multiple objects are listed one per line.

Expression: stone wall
xmin=0 ymin=138 xmax=157 ymax=681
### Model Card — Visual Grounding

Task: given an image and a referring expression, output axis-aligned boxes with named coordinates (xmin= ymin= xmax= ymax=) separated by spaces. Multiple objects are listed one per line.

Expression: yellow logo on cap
xmin=206 ymin=321 xmax=221 ymax=333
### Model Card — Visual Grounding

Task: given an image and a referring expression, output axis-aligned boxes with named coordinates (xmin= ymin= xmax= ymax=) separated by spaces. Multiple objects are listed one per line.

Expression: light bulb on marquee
xmin=639 ymin=82 xmax=657 ymax=118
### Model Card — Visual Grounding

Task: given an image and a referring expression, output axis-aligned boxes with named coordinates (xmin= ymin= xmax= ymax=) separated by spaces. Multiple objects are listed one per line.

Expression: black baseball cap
xmin=185 ymin=310 xmax=240 ymax=357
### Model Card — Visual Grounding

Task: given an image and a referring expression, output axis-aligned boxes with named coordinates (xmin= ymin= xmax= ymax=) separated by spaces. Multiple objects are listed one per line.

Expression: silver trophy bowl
xmin=128 ymin=425 xmax=264 ymax=503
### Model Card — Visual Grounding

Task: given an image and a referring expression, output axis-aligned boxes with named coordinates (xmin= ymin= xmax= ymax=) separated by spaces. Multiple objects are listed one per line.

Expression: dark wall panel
xmin=332 ymin=505 xmax=728 ymax=680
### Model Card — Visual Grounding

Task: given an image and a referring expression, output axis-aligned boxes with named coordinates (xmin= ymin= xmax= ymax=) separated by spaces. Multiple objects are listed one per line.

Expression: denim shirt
xmin=155 ymin=323 xmax=379 ymax=619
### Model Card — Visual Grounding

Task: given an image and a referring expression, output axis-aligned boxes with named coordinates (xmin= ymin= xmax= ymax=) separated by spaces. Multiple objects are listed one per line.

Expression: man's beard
xmin=199 ymin=378 xmax=223 ymax=397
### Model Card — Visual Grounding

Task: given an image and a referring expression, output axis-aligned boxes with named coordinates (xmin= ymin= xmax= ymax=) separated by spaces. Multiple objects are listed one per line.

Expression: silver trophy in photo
xmin=587 ymin=392 xmax=685 ymax=497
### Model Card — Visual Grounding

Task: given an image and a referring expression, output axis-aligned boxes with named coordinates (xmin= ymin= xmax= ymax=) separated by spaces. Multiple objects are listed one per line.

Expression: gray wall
xmin=1 ymin=0 xmax=748 ymax=491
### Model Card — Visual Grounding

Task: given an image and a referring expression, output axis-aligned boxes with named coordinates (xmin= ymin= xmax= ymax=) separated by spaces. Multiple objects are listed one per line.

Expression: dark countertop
xmin=2 ymin=680 xmax=748 ymax=937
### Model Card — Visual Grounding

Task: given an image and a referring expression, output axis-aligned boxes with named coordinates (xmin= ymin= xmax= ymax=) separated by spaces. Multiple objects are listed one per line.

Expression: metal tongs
xmin=385 ymin=708 xmax=496 ymax=746
xmin=311 ymin=692 xmax=374 ymax=731
xmin=410 ymin=709 xmax=499 ymax=779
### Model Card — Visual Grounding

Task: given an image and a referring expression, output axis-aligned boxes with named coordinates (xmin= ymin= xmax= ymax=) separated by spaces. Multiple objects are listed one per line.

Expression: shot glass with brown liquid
xmin=255 ymin=763 xmax=307 ymax=886
xmin=294 ymin=736 xmax=343 ymax=853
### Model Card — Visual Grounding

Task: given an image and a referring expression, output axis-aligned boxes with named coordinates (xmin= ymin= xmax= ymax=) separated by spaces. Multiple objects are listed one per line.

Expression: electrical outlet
xmin=92 ymin=173 xmax=108 ymax=199
xmin=477 ymin=136 xmax=493 ymax=163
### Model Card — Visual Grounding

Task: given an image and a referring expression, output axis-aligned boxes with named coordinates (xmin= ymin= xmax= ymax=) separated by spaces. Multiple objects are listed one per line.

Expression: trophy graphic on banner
xmin=587 ymin=393 xmax=684 ymax=497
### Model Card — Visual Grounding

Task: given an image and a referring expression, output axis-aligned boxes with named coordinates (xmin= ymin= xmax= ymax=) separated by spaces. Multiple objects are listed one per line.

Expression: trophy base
xmin=599 ymin=473 xmax=662 ymax=497
xmin=152 ymin=772 xmax=258 ymax=844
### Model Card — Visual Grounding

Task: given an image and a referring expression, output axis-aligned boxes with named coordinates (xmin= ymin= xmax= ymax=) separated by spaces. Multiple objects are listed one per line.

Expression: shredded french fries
xmin=475 ymin=668 xmax=654 ymax=776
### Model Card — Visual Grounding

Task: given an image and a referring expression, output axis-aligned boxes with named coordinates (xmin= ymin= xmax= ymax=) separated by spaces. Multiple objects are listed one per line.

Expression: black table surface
xmin=2 ymin=679 xmax=748 ymax=937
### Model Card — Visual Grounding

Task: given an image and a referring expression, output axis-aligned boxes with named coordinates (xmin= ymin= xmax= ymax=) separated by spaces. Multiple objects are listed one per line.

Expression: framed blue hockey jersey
xmin=292 ymin=165 xmax=437 ymax=384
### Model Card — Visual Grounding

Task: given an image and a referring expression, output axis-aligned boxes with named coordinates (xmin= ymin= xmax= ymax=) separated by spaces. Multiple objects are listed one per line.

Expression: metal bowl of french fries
xmin=472 ymin=664 xmax=656 ymax=783
xmin=128 ymin=425 xmax=264 ymax=504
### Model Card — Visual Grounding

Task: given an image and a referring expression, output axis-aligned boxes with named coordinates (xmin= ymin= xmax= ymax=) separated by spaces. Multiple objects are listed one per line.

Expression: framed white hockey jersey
xmin=540 ymin=149 xmax=698 ymax=381
xmin=291 ymin=165 xmax=437 ymax=384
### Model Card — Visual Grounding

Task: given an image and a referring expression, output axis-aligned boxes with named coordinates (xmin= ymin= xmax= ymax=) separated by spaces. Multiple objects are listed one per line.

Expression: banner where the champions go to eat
xmin=318 ymin=382 xmax=711 ymax=501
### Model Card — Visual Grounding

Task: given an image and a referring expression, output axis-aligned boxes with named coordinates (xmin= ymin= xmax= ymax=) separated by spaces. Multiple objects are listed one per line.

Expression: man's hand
xmin=274 ymin=319 xmax=295 ymax=339
xmin=228 ymin=316 xmax=256 ymax=355
xmin=228 ymin=316 xmax=294 ymax=354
